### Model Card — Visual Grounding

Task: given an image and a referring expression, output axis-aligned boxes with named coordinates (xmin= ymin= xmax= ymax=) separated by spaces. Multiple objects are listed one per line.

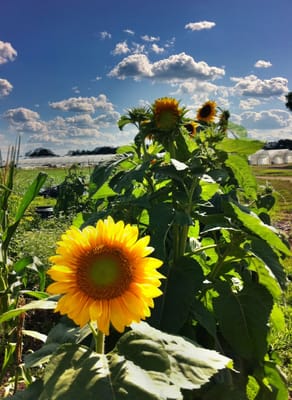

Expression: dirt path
xmin=256 ymin=175 xmax=292 ymax=182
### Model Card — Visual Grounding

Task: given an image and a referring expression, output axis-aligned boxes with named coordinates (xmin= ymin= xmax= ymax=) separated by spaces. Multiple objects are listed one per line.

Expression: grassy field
xmin=13 ymin=165 xmax=93 ymax=195
xmin=252 ymin=164 xmax=292 ymax=177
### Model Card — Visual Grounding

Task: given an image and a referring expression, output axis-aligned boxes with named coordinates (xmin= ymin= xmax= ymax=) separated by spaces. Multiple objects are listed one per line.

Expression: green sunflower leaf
xmin=226 ymin=202 xmax=291 ymax=257
xmin=199 ymin=175 xmax=220 ymax=201
xmin=213 ymin=281 xmax=273 ymax=360
xmin=0 ymin=298 xmax=56 ymax=324
xmin=160 ymin=256 xmax=204 ymax=333
xmin=215 ymin=138 xmax=263 ymax=155
xmin=89 ymin=154 xmax=129 ymax=196
xmin=14 ymin=322 xmax=230 ymax=400
xmin=225 ymin=154 xmax=258 ymax=200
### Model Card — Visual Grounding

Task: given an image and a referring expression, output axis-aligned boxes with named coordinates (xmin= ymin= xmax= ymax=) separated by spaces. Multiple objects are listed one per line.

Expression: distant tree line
xmin=263 ymin=139 xmax=292 ymax=150
xmin=25 ymin=148 xmax=59 ymax=157
xmin=67 ymin=146 xmax=117 ymax=156
xmin=25 ymin=146 xmax=117 ymax=157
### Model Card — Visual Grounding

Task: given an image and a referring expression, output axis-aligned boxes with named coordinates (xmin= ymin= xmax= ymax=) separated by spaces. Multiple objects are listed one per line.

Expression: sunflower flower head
xmin=47 ymin=216 xmax=164 ymax=335
xmin=184 ymin=121 xmax=198 ymax=137
xmin=152 ymin=97 xmax=182 ymax=131
xmin=196 ymin=100 xmax=217 ymax=123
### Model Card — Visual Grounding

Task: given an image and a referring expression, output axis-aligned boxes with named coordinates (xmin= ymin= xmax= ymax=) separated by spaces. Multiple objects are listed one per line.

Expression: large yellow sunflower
xmin=196 ymin=100 xmax=217 ymax=123
xmin=47 ymin=217 xmax=164 ymax=335
xmin=153 ymin=97 xmax=182 ymax=130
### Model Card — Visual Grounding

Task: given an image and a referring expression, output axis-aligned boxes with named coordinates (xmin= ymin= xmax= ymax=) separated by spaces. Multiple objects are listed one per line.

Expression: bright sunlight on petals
xmin=47 ymin=216 xmax=164 ymax=335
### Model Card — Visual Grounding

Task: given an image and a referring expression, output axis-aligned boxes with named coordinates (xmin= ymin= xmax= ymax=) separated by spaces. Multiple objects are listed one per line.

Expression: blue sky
xmin=0 ymin=0 xmax=291 ymax=156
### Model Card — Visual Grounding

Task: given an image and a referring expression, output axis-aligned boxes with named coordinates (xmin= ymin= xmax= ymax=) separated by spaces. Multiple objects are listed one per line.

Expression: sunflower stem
xmin=89 ymin=322 xmax=105 ymax=354
xmin=96 ymin=330 xmax=105 ymax=354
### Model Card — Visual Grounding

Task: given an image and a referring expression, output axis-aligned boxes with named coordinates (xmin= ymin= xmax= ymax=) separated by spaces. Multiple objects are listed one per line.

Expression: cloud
xmin=100 ymin=31 xmax=112 ymax=40
xmin=231 ymin=75 xmax=288 ymax=97
xmin=185 ymin=21 xmax=216 ymax=31
xmin=72 ymin=86 xmax=80 ymax=94
xmin=247 ymin=127 xmax=292 ymax=142
xmin=131 ymin=42 xmax=146 ymax=54
xmin=152 ymin=53 xmax=225 ymax=81
xmin=0 ymin=97 xmax=119 ymax=150
xmin=112 ymin=41 xmax=130 ymax=55
xmin=151 ymin=44 xmax=164 ymax=54
xmin=165 ymin=37 xmax=175 ymax=48
xmin=108 ymin=54 xmax=153 ymax=80
xmin=0 ymin=78 xmax=13 ymax=97
xmin=240 ymin=109 xmax=292 ymax=129
xmin=2 ymin=107 xmax=48 ymax=134
xmin=3 ymin=107 xmax=40 ymax=123
xmin=25 ymin=111 xmax=129 ymax=151
xmin=2 ymin=101 xmax=123 ymax=152
xmin=49 ymin=95 xmax=114 ymax=113
xmin=172 ymin=80 xmax=230 ymax=113
xmin=239 ymin=98 xmax=262 ymax=110
xmin=254 ymin=60 xmax=272 ymax=68
xmin=141 ymin=35 xmax=160 ymax=42
xmin=0 ymin=41 xmax=17 ymax=64
xmin=95 ymin=110 xmax=120 ymax=126
xmin=123 ymin=29 xmax=135 ymax=35
xmin=108 ymin=52 xmax=225 ymax=82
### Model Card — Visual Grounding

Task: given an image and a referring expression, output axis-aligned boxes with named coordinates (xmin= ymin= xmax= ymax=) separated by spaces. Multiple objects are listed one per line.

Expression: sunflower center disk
xmin=78 ymin=250 xmax=132 ymax=299
xmin=200 ymin=105 xmax=211 ymax=118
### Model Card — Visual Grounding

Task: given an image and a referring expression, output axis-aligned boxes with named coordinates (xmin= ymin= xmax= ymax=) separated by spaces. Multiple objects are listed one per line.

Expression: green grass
xmin=9 ymin=166 xmax=85 ymax=270
xmin=14 ymin=165 xmax=92 ymax=194
xmin=255 ymin=173 xmax=292 ymax=234
xmin=252 ymin=165 xmax=292 ymax=177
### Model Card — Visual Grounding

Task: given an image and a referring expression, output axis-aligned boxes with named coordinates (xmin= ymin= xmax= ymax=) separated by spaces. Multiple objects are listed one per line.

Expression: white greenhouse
xmin=249 ymin=149 xmax=292 ymax=166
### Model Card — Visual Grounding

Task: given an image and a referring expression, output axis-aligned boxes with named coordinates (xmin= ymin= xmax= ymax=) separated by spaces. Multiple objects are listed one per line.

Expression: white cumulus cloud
xmin=240 ymin=109 xmax=292 ymax=129
xmin=231 ymin=75 xmax=288 ymax=97
xmin=175 ymin=80 xmax=230 ymax=109
xmin=0 ymin=41 xmax=17 ymax=64
xmin=2 ymin=107 xmax=47 ymax=133
xmin=254 ymin=60 xmax=272 ymax=68
xmin=3 ymin=107 xmax=40 ymax=123
xmin=2 ymin=95 xmax=125 ymax=153
xmin=108 ymin=54 xmax=153 ymax=80
xmin=239 ymin=98 xmax=262 ymax=110
xmin=152 ymin=53 xmax=225 ymax=81
xmin=108 ymin=52 xmax=225 ymax=82
xmin=112 ymin=41 xmax=130 ymax=55
xmin=49 ymin=95 xmax=114 ymax=113
xmin=0 ymin=78 xmax=13 ymax=97
xmin=185 ymin=21 xmax=216 ymax=31
xmin=151 ymin=44 xmax=164 ymax=54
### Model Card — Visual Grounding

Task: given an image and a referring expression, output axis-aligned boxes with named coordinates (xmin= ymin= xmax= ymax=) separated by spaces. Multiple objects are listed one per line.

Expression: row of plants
xmin=0 ymin=98 xmax=291 ymax=399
